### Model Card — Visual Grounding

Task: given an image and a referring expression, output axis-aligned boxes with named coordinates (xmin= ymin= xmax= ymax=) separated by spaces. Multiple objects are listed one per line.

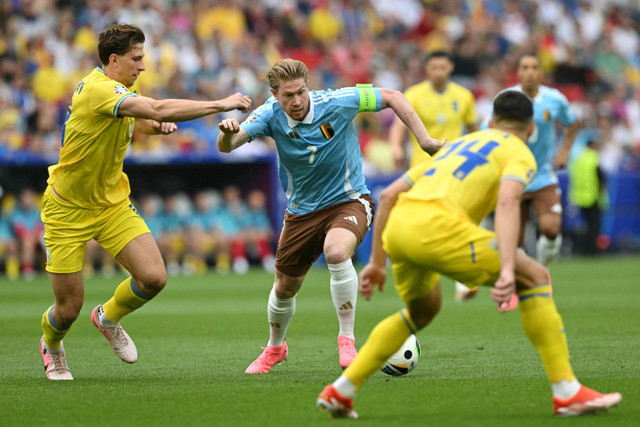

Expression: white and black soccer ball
xmin=380 ymin=334 xmax=421 ymax=376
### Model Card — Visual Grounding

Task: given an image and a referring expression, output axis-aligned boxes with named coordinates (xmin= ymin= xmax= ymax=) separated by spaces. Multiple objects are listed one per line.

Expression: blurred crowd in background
xmin=1 ymin=0 xmax=640 ymax=278
xmin=0 ymin=185 xmax=276 ymax=279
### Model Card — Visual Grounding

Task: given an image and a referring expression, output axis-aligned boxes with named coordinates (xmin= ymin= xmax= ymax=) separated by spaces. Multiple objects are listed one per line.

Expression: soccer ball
xmin=380 ymin=334 xmax=421 ymax=376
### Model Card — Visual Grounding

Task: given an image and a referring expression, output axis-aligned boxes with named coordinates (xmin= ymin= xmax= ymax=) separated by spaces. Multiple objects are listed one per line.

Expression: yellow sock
xmin=519 ymin=284 xmax=575 ymax=383
xmin=7 ymin=256 xmax=20 ymax=280
xmin=103 ymin=277 xmax=152 ymax=323
xmin=343 ymin=308 xmax=418 ymax=389
xmin=41 ymin=305 xmax=69 ymax=350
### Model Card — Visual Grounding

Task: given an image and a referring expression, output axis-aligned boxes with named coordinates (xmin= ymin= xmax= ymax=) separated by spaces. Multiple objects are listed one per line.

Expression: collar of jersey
xmin=515 ymin=84 xmax=543 ymax=102
xmin=286 ymin=95 xmax=315 ymax=128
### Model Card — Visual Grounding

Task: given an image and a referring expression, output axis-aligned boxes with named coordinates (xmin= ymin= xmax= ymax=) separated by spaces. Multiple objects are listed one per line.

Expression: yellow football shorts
xmin=41 ymin=186 xmax=150 ymax=273
xmin=382 ymin=200 xmax=501 ymax=303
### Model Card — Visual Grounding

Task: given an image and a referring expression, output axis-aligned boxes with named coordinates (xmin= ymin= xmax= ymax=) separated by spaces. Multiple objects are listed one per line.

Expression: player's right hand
xmin=491 ymin=268 xmax=516 ymax=312
xmin=224 ymin=92 xmax=252 ymax=113
xmin=359 ymin=263 xmax=386 ymax=301
xmin=218 ymin=118 xmax=241 ymax=134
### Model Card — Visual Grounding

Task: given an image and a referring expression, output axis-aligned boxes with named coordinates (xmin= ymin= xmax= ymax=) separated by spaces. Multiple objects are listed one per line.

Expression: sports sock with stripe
xmin=41 ymin=305 xmax=70 ymax=351
xmin=103 ymin=277 xmax=152 ymax=323
xmin=342 ymin=309 xmax=417 ymax=389
xmin=328 ymin=260 xmax=358 ymax=339
xmin=518 ymin=284 xmax=576 ymax=385
xmin=267 ymin=284 xmax=295 ymax=347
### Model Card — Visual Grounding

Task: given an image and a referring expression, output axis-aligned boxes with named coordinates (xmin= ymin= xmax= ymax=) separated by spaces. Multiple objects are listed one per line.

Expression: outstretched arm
xmin=359 ymin=176 xmax=411 ymax=301
xmin=119 ymin=92 xmax=251 ymax=123
xmin=491 ymin=179 xmax=525 ymax=308
xmin=217 ymin=118 xmax=252 ymax=153
xmin=134 ymin=119 xmax=178 ymax=135
xmin=379 ymin=88 xmax=444 ymax=156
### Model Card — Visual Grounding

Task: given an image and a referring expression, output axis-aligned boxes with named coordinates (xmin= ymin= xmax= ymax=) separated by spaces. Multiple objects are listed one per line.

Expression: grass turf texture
xmin=1 ymin=256 xmax=638 ymax=426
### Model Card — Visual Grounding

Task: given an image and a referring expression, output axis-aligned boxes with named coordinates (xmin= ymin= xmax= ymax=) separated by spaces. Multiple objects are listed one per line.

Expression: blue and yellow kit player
xmin=318 ymin=90 xmax=621 ymax=419
xmin=39 ymin=23 xmax=251 ymax=380
xmin=391 ymin=51 xmax=477 ymax=169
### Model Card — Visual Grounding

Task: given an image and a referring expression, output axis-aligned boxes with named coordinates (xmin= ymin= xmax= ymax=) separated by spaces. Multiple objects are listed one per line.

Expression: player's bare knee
xmin=408 ymin=299 xmax=441 ymax=329
xmin=532 ymin=263 xmax=550 ymax=286
xmin=274 ymin=279 xmax=299 ymax=299
xmin=274 ymin=288 xmax=296 ymax=299
xmin=538 ymin=216 xmax=561 ymax=239
xmin=323 ymin=248 xmax=350 ymax=265
xmin=540 ymin=227 xmax=559 ymax=240
xmin=517 ymin=262 xmax=549 ymax=291
xmin=409 ymin=307 xmax=439 ymax=329
xmin=57 ymin=302 xmax=82 ymax=325
xmin=135 ymin=270 xmax=167 ymax=294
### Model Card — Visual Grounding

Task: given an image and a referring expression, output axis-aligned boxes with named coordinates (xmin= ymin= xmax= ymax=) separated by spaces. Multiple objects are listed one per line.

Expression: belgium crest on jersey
xmin=319 ymin=122 xmax=334 ymax=139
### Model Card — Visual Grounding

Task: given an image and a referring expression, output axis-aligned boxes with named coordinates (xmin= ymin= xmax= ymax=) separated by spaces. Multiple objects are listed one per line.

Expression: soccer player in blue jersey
xmin=217 ymin=59 xmax=443 ymax=374
xmin=508 ymin=54 xmax=580 ymax=266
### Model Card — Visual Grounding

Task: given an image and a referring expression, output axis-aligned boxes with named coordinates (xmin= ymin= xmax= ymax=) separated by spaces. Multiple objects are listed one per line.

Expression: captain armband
xmin=356 ymin=84 xmax=376 ymax=112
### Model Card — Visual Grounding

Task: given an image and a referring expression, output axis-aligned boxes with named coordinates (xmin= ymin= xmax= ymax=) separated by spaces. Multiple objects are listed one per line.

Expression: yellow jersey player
xmin=317 ymin=90 xmax=621 ymax=418
xmin=390 ymin=50 xmax=479 ymax=301
xmin=39 ymin=23 xmax=251 ymax=380
xmin=390 ymin=50 xmax=477 ymax=169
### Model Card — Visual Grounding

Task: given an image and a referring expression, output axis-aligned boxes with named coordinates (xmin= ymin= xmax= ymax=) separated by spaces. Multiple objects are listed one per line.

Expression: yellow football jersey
xmin=404 ymin=81 xmax=477 ymax=167
xmin=400 ymin=128 xmax=536 ymax=225
xmin=47 ymin=67 xmax=140 ymax=208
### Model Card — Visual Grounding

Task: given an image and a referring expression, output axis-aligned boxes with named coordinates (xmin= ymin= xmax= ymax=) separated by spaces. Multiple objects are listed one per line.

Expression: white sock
xmin=43 ymin=340 xmax=64 ymax=354
xmin=328 ymin=260 xmax=358 ymax=340
xmin=454 ymin=281 xmax=470 ymax=293
xmin=98 ymin=305 xmax=117 ymax=328
xmin=551 ymin=378 xmax=581 ymax=399
xmin=536 ymin=234 xmax=562 ymax=266
xmin=333 ymin=375 xmax=357 ymax=399
xmin=267 ymin=285 xmax=295 ymax=347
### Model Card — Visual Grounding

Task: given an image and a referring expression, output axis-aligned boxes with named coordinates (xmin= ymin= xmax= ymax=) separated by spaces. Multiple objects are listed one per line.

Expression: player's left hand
xmin=553 ymin=149 xmax=569 ymax=169
xmin=218 ymin=118 xmax=241 ymax=134
xmin=359 ymin=263 xmax=386 ymax=301
xmin=156 ymin=121 xmax=178 ymax=135
xmin=491 ymin=268 xmax=516 ymax=313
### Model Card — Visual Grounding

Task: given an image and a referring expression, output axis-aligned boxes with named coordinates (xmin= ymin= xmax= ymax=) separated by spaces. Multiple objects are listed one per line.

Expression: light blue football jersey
xmin=241 ymin=87 xmax=382 ymax=214
xmin=505 ymin=84 xmax=577 ymax=193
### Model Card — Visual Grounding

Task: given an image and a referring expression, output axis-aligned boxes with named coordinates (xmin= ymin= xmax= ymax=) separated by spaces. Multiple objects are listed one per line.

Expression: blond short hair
xmin=266 ymin=59 xmax=309 ymax=91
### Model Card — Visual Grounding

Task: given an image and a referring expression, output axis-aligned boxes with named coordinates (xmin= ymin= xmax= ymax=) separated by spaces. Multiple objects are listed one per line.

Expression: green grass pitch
xmin=1 ymin=256 xmax=638 ymax=426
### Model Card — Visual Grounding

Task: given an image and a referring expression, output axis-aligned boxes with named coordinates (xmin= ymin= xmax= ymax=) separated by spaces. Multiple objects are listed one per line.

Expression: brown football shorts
xmin=275 ymin=194 xmax=374 ymax=277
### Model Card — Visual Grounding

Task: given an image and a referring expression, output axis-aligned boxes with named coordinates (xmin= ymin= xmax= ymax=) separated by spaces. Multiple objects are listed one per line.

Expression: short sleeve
xmin=90 ymin=79 xmax=138 ymax=118
xmin=501 ymin=147 xmax=537 ymax=187
xmin=240 ymin=101 xmax=274 ymax=140
xmin=402 ymin=160 xmax=434 ymax=187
